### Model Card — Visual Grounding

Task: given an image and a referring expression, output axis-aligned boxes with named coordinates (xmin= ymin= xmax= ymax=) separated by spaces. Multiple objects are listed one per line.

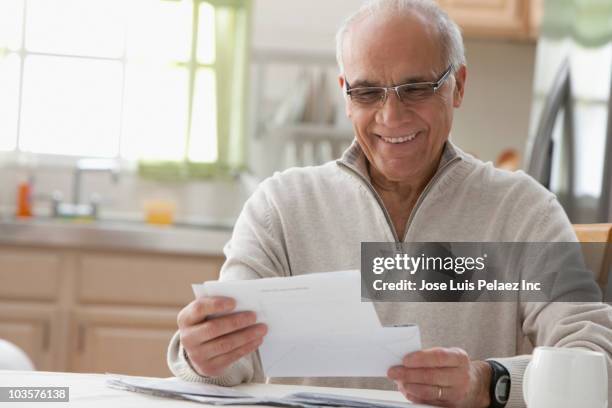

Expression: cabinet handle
xmin=76 ymin=324 xmax=86 ymax=353
xmin=42 ymin=321 xmax=51 ymax=351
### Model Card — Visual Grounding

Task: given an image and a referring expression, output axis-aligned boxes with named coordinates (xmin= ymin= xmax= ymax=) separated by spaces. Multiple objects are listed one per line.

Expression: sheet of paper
xmin=106 ymin=374 xmax=431 ymax=407
xmin=106 ymin=374 xmax=252 ymax=398
xmin=286 ymin=392 xmax=434 ymax=408
xmin=182 ymin=394 xmax=318 ymax=407
xmin=193 ymin=270 xmax=421 ymax=377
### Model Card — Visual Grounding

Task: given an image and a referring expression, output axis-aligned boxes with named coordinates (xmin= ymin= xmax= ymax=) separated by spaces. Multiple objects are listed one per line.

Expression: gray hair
xmin=335 ymin=0 xmax=466 ymax=74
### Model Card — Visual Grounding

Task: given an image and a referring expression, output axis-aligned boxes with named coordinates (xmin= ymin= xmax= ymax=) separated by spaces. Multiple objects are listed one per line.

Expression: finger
xmin=396 ymin=383 xmax=427 ymax=405
xmin=399 ymin=383 xmax=451 ymax=403
xmin=402 ymin=347 xmax=469 ymax=368
xmin=187 ymin=311 xmax=258 ymax=344
xmin=204 ymin=338 xmax=264 ymax=376
xmin=199 ymin=323 xmax=267 ymax=360
xmin=177 ymin=297 xmax=236 ymax=328
xmin=388 ymin=366 xmax=465 ymax=387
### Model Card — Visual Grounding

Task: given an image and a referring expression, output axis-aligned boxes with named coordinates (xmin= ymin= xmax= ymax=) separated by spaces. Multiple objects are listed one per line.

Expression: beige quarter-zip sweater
xmin=168 ymin=141 xmax=612 ymax=407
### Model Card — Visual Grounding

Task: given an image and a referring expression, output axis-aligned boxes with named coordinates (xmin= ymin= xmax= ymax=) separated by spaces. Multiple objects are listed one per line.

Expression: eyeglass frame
xmin=344 ymin=65 xmax=454 ymax=106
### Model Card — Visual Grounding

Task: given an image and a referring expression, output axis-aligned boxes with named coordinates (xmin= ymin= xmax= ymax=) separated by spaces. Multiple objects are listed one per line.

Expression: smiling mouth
xmin=376 ymin=132 xmax=420 ymax=144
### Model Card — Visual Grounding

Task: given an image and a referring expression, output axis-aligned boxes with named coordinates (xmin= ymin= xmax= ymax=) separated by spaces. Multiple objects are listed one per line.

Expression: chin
xmin=377 ymin=163 xmax=421 ymax=183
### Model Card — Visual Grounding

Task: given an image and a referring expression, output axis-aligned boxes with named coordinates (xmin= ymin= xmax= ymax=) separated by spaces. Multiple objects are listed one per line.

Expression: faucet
xmin=52 ymin=159 xmax=119 ymax=219
xmin=73 ymin=159 xmax=119 ymax=213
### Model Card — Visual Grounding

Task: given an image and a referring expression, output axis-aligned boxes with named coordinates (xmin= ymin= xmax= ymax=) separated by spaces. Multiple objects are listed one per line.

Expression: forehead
xmin=342 ymin=11 xmax=443 ymax=84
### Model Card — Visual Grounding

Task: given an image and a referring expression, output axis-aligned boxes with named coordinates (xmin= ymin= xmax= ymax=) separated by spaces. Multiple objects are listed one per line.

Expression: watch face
xmin=495 ymin=375 xmax=511 ymax=403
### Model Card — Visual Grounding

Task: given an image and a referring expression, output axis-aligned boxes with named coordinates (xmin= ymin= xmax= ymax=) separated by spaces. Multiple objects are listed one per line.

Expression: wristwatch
xmin=487 ymin=360 xmax=510 ymax=408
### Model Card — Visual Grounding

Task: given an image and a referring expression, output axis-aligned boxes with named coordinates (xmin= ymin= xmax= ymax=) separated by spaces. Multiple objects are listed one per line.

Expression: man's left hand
xmin=387 ymin=347 xmax=492 ymax=408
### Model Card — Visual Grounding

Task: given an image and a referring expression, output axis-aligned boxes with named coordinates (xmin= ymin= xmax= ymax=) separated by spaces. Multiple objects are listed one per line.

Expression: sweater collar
xmin=336 ymin=138 xmax=463 ymax=182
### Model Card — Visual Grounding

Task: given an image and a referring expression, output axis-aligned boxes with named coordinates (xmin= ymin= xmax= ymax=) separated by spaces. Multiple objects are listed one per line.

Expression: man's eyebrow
xmin=349 ymin=75 xmax=432 ymax=88
xmin=398 ymin=75 xmax=430 ymax=84
xmin=349 ymin=79 xmax=380 ymax=88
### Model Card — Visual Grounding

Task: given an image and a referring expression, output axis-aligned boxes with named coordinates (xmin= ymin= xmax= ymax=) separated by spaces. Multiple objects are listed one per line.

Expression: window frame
xmin=0 ymin=0 xmax=250 ymax=177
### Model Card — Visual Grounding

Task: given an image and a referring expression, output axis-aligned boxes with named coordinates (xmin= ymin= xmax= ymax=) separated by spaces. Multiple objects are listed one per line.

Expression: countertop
xmin=0 ymin=217 xmax=233 ymax=256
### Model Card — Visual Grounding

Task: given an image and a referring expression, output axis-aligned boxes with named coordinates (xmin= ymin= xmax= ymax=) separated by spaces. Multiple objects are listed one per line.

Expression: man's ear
xmin=338 ymin=74 xmax=351 ymax=118
xmin=452 ymin=65 xmax=467 ymax=108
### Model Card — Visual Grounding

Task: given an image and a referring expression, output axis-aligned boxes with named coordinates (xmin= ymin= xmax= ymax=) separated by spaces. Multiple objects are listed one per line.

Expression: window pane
xmin=25 ymin=0 xmax=126 ymax=58
xmin=126 ymin=0 xmax=192 ymax=62
xmin=20 ymin=55 xmax=123 ymax=157
xmin=532 ymin=37 xmax=571 ymax=96
xmin=0 ymin=0 xmax=24 ymax=51
xmin=0 ymin=54 xmax=20 ymax=151
xmin=121 ymin=63 xmax=189 ymax=161
xmin=573 ymin=103 xmax=608 ymax=198
xmin=571 ymin=43 xmax=612 ymax=102
xmin=197 ymin=2 xmax=215 ymax=64
xmin=189 ymin=69 xmax=217 ymax=162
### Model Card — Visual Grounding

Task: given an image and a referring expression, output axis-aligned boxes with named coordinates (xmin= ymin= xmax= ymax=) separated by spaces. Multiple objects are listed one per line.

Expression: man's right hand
xmin=177 ymin=296 xmax=268 ymax=377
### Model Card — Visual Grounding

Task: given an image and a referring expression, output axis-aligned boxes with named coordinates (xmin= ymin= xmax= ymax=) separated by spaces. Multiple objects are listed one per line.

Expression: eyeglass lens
xmin=350 ymin=84 xmax=436 ymax=106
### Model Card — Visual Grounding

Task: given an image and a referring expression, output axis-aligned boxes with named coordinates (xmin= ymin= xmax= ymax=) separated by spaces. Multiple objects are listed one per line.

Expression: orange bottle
xmin=16 ymin=179 xmax=33 ymax=218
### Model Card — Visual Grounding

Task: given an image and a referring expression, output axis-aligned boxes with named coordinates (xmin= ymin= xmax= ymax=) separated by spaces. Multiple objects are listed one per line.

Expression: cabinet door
xmin=77 ymin=252 xmax=223 ymax=307
xmin=70 ymin=308 xmax=179 ymax=377
xmin=0 ymin=247 xmax=61 ymax=301
xmin=439 ymin=0 xmax=530 ymax=39
xmin=0 ymin=304 xmax=56 ymax=371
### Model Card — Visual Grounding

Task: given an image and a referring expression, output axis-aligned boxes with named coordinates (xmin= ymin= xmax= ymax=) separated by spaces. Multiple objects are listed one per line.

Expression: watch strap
xmin=487 ymin=360 xmax=511 ymax=408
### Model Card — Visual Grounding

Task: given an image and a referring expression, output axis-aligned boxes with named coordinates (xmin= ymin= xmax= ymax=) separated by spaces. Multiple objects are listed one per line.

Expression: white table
xmin=0 ymin=370 xmax=431 ymax=407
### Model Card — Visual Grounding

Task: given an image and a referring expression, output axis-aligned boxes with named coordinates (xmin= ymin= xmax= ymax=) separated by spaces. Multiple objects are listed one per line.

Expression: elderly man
xmin=168 ymin=0 xmax=612 ymax=407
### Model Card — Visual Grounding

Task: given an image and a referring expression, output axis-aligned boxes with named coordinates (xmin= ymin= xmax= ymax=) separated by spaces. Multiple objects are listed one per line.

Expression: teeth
xmin=380 ymin=133 xmax=418 ymax=144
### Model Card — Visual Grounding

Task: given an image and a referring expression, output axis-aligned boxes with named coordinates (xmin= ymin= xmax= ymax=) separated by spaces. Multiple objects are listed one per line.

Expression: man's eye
xmin=399 ymin=86 xmax=431 ymax=100
xmin=352 ymin=89 xmax=383 ymax=102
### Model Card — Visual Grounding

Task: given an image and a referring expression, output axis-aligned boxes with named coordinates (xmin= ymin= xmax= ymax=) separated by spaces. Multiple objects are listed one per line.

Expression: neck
xmin=368 ymin=154 xmax=441 ymax=202
xmin=367 ymin=149 xmax=444 ymax=240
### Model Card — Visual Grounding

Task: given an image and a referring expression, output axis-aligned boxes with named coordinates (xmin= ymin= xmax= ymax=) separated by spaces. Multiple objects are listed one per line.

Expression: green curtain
xmin=139 ymin=0 xmax=251 ymax=181
xmin=541 ymin=0 xmax=612 ymax=46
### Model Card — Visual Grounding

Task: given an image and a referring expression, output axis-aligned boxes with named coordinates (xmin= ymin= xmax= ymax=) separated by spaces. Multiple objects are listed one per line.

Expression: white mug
xmin=523 ymin=347 xmax=608 ymax=408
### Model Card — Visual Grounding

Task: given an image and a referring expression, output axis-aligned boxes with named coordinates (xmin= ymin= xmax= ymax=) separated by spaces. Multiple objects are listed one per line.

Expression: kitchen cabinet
xmin=0 ymin=247 xmax=62 ymax=301
xmin=0 ymin=247 xmax=63 ymax=370
xmin=0 ymin=244 xmax=224 ymax=376
xmin=70 ymin=308 xmax=179 ymax=377
xmin=76 ymin=252 xmax=220 ymax=307
xmin=0 ymin=304 xmax=57 ymax=371
xmin=438 ymin=0 xmax=542 ymax=41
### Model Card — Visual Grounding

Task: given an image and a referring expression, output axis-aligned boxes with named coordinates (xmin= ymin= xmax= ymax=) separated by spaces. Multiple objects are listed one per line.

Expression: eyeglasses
xmin=345 ymin=65 xmax=453 ymax=107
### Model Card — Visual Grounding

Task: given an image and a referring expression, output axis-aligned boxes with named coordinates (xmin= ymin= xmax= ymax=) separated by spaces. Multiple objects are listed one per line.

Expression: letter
xmin=373 ymin=257 xmax=385 ymax=274
xmin=401 ymin=254 xmax=410 ymax=271
xmin=443 ymin=257 xmax=454 ymax=272
xmin=476 ymin=256 xmax=485 ymax=270
xmin=427 ymin=255 xmax=442 ymax=271
xmin=373 ymin=280 xmax=382 ymax=290
xmin=455 ymin=257 xmax=466 ymax=274
xmin=394 ymin=254 xmax=403 ymax=270
xmin=409 ymin=256 xmax=420 ymax=275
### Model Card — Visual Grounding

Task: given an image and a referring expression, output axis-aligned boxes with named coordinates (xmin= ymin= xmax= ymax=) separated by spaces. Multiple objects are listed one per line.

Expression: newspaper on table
xmin=106 ymin=374 xmax=431 ymax=407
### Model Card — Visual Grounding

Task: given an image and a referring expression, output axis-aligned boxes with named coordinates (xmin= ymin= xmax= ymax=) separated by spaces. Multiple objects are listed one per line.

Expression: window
xmin=0 ymin=0 xmax=249 ymax=178
xmin=531 ymin=37 xmax=612 ymax=199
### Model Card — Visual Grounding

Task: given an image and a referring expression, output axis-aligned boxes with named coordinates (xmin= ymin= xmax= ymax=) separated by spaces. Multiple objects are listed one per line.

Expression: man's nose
xmin=376 ymin=90 xmax=412 ymax=126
